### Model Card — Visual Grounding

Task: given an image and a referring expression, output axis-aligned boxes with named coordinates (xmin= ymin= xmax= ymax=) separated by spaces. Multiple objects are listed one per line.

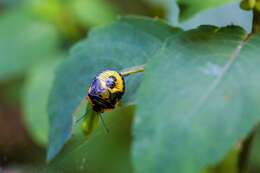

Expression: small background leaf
xmin=69 ymin=0 xmax=119 ymax=27
xmin=176 ymin=0 xmax=240 ymax=22
xmin=132 ymin=26 xmax=260 ymax=173
xmin=22 ymin=57 xmax=63 ymax=147
xmin=24 ymin=0 xmax=120 ymax=40
xmin=178 ymin=2 xmax=252 ymax=33
xmin=146 ymin=0 xmax=252 ymax=32
xmin=0 ymin=0 xmax=23 ymax=7
xmin=47 ymin=16 xmax=182 ymax=160
xmin=0 ymin=9 xmax=60 ymax=81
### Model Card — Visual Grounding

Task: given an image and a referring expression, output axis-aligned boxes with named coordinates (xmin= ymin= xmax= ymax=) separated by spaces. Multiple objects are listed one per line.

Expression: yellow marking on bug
xmin=99 ymin=90 xmax=110 ymax=99
xmin=97 ymin=70 xmax=124 ymax=93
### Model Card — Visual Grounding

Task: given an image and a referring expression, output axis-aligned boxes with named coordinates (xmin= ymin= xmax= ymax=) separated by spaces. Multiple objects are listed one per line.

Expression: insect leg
xmin=75 ymin=111 xmax=88 ymax=124
xmin=99 ymin=114 xmax=110 ymax=134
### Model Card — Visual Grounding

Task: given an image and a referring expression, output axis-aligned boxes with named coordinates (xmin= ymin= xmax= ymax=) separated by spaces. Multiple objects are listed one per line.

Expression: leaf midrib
xmin=187 ymin=33 xmax=253 ymax=120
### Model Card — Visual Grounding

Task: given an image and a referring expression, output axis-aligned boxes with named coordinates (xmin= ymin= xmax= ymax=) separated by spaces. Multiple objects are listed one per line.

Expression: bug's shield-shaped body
xmin=88 ymin=70 xmax=125 ymax=113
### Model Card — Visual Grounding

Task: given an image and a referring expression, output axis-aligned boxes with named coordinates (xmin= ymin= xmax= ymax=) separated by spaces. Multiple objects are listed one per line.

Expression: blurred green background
xmin=0 ymin=0 xmax=257 ymax=172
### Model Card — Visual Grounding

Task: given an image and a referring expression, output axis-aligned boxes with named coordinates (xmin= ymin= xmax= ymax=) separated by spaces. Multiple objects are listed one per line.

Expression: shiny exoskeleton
xmin=87 ymin=70 xmax=125 ymax=113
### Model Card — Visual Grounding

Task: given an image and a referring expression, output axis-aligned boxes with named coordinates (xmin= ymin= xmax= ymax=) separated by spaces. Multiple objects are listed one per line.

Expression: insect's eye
xmin=105 ymin=76 xmax=117 ymax=89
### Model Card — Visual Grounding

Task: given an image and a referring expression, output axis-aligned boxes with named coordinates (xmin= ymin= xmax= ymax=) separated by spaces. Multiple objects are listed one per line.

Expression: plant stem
xmin=120 ymin=64 xmax=145 ymax=76
xmin=252 ymin=10 xmax=260 ymax=33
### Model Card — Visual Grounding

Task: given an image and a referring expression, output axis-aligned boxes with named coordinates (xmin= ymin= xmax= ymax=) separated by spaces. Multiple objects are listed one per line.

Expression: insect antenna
xmin=99 ymin=114 xmax=110 ymax=134
xmin=75 ymin=111 xmax=88 ymax=124
xmin=120 ymin=64 xmax=145 ymax=76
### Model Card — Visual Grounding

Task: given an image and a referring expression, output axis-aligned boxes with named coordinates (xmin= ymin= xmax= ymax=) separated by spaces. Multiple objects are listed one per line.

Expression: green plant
xmin=2 ymin=0 xmax=260 ymax=172
xmin=45 ymin=1 xmax=260 ymax=173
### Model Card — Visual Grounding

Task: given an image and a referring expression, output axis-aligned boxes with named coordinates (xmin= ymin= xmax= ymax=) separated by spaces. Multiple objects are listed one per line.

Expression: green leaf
xmin=25 ymin=0 xmax=120 ymax=39
xmin=69 ymin=0 xmax=119 ymax=27
xmin=178 ymin=2 xmax=252 ymax=33
xmin=81 ymin=104 xmax=100 ymax=140
xmin=0 ymin=0 xmax=23 ymax=6
xmin=202 ymin=146 xmax=240 ymax=173
xmin=23 ymin=57 xmax=63 ymax=147
xmin=47 ymin=16 xmax=182 ymax=161
xmin=240 ymin=0 xmax=256 ymax=10
xmin=44 ymin=106 xmax=135 ymax=173
xmin=248 ymin=126 xmax=260 ymax=172
xmin=132 ymin=26 xmax=260 ymax=173
xmin=0 ymin=9 xmax=60 ymax=81
xmin=177 ymin=0 xmax=240 ymax=22
xmin=145 ymin=1 xmax=252 ymax=33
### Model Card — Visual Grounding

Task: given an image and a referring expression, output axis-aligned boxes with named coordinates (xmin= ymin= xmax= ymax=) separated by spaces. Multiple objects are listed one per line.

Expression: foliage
xmin=22 ymin=58 xmax=63 ymax=146
xmin=1 ymin=0 xmax=260 ymax=173
xmin=132 ymin=25 xmax=260 ymax=173
xmin=176 ymin=0 xmax=240 ymax=22
xmin=0 ymin=9 xmax=60 ymax=81
xmin=47 ymin=16 xmax=182 ymax=161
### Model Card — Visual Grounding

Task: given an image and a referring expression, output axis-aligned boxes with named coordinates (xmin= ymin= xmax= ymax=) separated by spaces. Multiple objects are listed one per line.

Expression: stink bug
xmin=76 ymin=65 xmax=144 ymax=139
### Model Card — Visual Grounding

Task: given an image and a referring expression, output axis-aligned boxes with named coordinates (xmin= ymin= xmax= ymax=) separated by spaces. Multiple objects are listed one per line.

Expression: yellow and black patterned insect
xmin=87 ymin=69 xmax=125 ymax=113
xmin=76 ymin=65 xmax=144 ymax=139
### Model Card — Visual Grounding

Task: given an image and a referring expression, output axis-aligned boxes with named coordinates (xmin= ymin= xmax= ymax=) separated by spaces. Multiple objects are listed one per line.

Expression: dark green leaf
xmin=132 ymin=26 xmax=260 ymax=173
xmin=47 ymin=16 xmax=182 ymax=160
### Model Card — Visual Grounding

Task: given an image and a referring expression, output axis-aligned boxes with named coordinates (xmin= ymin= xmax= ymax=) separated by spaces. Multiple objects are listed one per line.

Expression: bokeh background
xmin=0 ymin=0 xmax=258 ymax=173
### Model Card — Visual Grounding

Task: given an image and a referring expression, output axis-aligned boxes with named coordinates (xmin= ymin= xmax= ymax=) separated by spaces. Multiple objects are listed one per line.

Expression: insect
xmin=76 ymin=65 xmax=144 ymax=139
xmin=88 ymin=70 xmax=125 ymax=113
